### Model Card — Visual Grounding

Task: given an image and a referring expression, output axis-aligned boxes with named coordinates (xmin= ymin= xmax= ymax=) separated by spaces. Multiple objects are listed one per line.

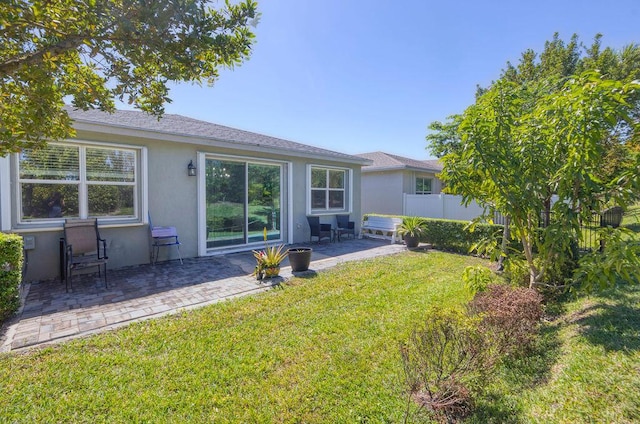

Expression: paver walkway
xmin=1 ymin=238 xmax=405 ymax=353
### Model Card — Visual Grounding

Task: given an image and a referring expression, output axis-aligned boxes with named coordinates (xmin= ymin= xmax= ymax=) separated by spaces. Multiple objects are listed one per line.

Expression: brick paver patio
xmin=1 ymin=238 xmax=406 ymax=353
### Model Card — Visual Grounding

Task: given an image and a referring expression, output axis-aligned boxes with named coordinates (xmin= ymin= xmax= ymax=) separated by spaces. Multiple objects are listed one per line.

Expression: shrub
xmin=0 ymin=233 xmax=23 ymax=322
xmin=572 ymin=228 xmax=640 ymax=293
xmin=502 ymin=256 xmax=530 ymax=286
xmin=468 ymin=284 xmax=543 ymax=356
xmin=462 ymin=265 xmax=495 ymax=296
xmin=423 ymin=219 xmax=497 ymax=254
xmin=397 ymin=216 xmax=427 ymax=238
xmin=400 ymin=308 xmax=491 ymax=423
xmin=362 ymin=214 xmax=507 ymax=254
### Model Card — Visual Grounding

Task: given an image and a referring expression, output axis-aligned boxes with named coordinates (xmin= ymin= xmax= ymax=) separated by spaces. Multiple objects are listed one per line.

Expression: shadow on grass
xmin=291 ymin=270 xmax=319 ymax=279
xmin=573 ymin=285 xmax=640 ymax=352
xmin=408 ymin=246 xmax=431 ymax=254
xmin=468 ymin=392 xmax=525 ymax=424
xmin=468 ymin=319 xmax=563 ymax=423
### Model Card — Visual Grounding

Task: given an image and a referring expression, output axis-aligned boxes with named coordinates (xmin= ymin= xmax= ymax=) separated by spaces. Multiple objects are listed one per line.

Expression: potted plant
xmin=398 ymin=216 xmax=426 ymax=249
xmin=253 ymin=228 xmax=287 ymax=279
xmin=287 ymin=247 xmax=312 ymax=272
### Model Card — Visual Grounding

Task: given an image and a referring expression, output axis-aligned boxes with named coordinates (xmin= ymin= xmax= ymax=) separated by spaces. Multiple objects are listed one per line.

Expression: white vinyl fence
xmin=403 ymin=194 xmax=486 ymax=221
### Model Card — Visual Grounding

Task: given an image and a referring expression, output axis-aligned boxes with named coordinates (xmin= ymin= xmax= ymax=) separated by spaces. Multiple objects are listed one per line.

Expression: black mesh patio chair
xmin=335 ymin=215 xmax=356 ymax=240
xmin=307 ymin=216 xmax=332 ymax=243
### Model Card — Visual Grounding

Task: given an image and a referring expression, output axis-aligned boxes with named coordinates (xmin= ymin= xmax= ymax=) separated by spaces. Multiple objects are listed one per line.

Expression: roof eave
xmin=72 ymin=120 xmax=370 ymax=166
xmin=362 ymin=165 xmax=441 ymax=173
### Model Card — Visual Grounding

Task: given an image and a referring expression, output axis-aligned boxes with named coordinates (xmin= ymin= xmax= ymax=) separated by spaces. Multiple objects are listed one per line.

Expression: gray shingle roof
xmin=66 ymin=107 xmax=367 ymax=163
xmin=355 ymin=151 xmax=442 ymax=173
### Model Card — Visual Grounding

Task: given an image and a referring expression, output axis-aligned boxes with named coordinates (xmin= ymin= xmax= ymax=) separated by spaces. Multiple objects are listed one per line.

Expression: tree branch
xmin=0 ymin=35 xmax=88 ymax=76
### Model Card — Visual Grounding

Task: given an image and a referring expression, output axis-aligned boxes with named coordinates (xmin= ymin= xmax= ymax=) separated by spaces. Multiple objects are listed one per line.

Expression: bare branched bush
xmin=468 ymin=284 xmax=543 ymax=356
xmin=400 ymin=309 xmax=490 ymax=423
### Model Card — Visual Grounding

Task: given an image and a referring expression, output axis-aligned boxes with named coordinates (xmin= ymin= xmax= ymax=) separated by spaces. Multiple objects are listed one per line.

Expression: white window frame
xmin=0 ymin=155 xmax=11 ymax=231
xmin=415 ymin=176 xmax=433 ymax=195
xmin=306 ymin=165 xmax=352 ymax=215
xmin=13 ymin=140 xmax=147 ymax=228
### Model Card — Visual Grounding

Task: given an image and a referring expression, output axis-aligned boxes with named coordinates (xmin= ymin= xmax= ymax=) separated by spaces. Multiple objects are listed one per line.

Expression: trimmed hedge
xmin=0 ymin=233 xmax=23 ymax=322
xmin=363 ymin=214 xmax=505 ymax=254
xmin=421 ymin=218 xmax=503 ymax=254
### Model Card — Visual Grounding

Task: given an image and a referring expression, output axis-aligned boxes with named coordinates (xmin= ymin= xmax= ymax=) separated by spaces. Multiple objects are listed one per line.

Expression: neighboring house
xmin=356 ymin=151 xmax=443 ymax=216
xmin=0 ymin=108 xmax=370 ymax=281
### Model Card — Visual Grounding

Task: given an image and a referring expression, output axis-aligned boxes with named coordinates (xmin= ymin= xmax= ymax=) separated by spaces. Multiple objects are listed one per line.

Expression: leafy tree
xmin=427 ymin=34 xmax=640 ymax=160
xmin=441 ymin=72 xmax=640 ymax=289
xmin=429 ymin=34 xmax=640 ymax=290
xmin=425 ymin=114 xmax=462 ymax=158
xmin=0 ymin=0 xmax=259 ymax=155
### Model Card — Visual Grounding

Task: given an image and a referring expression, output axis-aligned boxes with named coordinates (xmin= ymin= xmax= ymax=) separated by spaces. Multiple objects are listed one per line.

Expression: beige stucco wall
xmin=9 ymin=129 xmax=364 ymax=282
xmin=287 ymin=159 xmax=362 ymax=243
xmin=361 ymin=171 xmax=404 ymax=216
xmin=361 ymin=169 xmax=443 ymax=218
xmin=402 ymin=171 xmax=414 ymax=196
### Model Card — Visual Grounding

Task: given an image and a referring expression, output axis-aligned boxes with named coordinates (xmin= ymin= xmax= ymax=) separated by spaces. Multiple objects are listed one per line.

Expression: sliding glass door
xmin=205 ymin=158 xmax=281 ymax=249
xmin=247 ymin=163 xmax=281 ymax=243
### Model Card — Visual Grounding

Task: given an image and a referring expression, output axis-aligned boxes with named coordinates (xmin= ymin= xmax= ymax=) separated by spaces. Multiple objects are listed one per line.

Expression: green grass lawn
xmin=468 ymin=282 xmax=640 ymax=424
xmin=1 ymin=251 xmax=639 ymax=423
xmin=0 ymin=251 xmax=481 ymax=423
xmin=520 ymin=284 xmax=640 ymax=423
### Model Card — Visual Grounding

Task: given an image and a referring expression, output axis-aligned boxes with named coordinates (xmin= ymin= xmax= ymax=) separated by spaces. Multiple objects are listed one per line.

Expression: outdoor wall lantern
xmin=187 ymin=160 xmax=197 ymax=177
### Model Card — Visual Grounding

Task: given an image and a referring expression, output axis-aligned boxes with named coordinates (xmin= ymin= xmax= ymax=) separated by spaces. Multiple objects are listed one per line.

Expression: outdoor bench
xmin=360 ymin=216 xmax=403 ymax=244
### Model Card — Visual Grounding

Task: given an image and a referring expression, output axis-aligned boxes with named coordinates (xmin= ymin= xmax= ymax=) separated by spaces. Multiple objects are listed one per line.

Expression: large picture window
xmin=17 ymin=142 xmax=141 ymax=223
xmin=309 ymin=166 xmax=349 ymax=212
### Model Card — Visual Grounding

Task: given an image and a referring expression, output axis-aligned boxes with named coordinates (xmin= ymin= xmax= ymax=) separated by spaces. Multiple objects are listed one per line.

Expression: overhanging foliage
xmin=0 ymin=0 xmax=258 ymax=155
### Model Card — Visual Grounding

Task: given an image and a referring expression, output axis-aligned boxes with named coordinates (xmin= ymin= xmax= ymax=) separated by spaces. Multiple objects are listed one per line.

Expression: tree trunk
xmin=497 ymin=215 xmax=511 ymax=271
xmin=518 ymin=215 xmax=539 ymax=289
xmin=543 ymin=196 xmax=551 ymax=228
xmin=521 ymin=235 xmax=538 ymax=288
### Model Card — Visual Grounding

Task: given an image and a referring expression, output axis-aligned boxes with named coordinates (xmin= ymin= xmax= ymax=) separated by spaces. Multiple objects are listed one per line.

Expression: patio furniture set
xmin=306 ymin=215 xmax=356 ymax=243
xmin=61 ymin=216 xmax=182 ymax=292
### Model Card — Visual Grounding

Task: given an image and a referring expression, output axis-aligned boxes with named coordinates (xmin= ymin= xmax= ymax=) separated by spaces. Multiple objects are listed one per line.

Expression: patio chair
xmin=335 ymin=214 xmax=356 ymax=241
xmin=307 ymin=216 xmax=332 ymax=243
xmin=62 ymin=218 xmax=108 ymax=291
xmin=149 ymin=214 xmax=183 ymax=265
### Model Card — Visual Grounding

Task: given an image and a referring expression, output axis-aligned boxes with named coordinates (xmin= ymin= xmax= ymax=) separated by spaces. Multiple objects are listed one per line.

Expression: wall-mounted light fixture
xmin=187 ymin=160 xmax=197 ymax=177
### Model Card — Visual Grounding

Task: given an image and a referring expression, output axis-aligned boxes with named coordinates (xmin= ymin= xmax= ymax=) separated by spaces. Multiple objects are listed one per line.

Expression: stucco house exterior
xmin=356 ymin=151 xmax=443 ymax=216
xmin=0 ymin=108 xmax=370 ymax=282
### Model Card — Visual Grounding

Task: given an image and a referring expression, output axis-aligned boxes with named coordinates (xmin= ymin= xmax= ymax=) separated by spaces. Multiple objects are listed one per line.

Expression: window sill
xmin=12 ymin=220 xmax=145 ymax=233
xmin=308 ymin=210 xmax=351 ymax=216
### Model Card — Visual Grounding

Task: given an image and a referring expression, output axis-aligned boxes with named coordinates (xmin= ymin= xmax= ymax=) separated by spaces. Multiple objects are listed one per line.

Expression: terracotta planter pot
xmin=287 ymin=247 xmax=312 ymax=272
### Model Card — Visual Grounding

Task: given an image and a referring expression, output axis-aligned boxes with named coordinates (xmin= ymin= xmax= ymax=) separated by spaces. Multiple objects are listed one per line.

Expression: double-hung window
xmin=415 ymin=177 xmax=433 ymax=195
xmin=17 ymin=141 xmax=143 ymax=224
xmin=309 ymin=166 xmax=350 ymax=213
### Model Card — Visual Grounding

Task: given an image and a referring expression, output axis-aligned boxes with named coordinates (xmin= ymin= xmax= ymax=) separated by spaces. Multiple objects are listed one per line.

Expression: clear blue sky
xmin=149 ymin=0 xmax=640 ymax=160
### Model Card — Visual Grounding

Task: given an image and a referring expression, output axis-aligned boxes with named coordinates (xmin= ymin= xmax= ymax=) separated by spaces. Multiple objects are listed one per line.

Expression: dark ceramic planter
xmin=287 ymin=247 xmax=312 ymax=272
xmin=404 ymin=235 xmax=420 ymax=249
